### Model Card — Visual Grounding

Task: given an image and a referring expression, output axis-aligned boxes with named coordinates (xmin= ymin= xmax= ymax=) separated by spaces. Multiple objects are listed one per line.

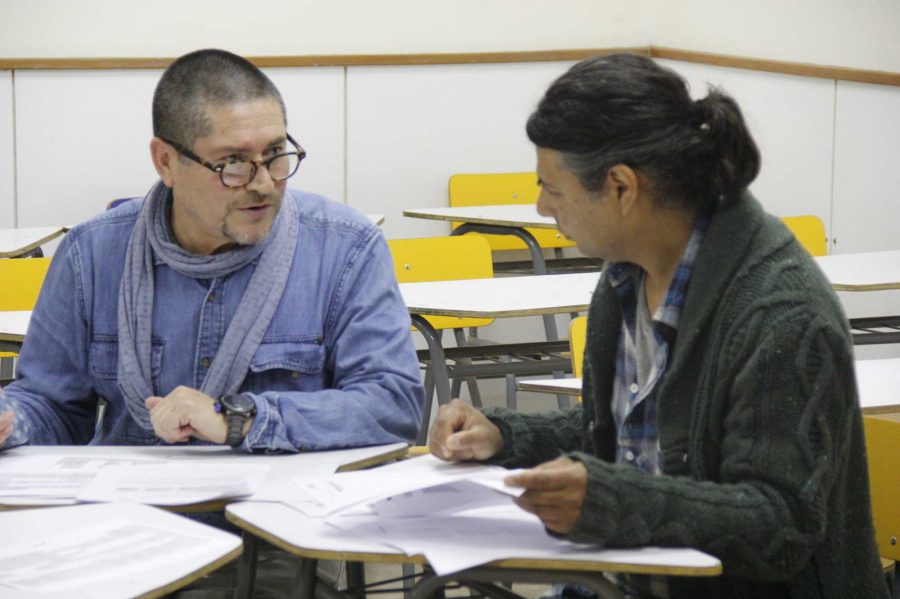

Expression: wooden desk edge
xmin=225 ymin=508 xmax=722 ymax=577
xmin=861 ymin=405 xmax=900 ymax=416
xmin=142 ymin=543 xmax=243 ymax=599
xmin=401 ymin=210 xmax=558 ymax=230
xmin=517 ymin=382 xmax=582 ymax=396
xmin=0 ymin=229 xmax=66 ymax=258
xmin=833 ymin=282 xmax=900 ymax=292
xmin=409 ymin=304 xmax=590 ymax=319
xmin=335 ymin=444 xmax=410 ymax=472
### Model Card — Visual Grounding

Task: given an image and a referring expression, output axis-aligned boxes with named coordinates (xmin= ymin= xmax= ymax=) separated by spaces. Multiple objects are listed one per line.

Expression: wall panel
xmin=832 ymin=81 xmax=900 ymax=254
xmin=346 ymin=61 xmax=574 ymax=241
xmin=0 ymin=71 xmax=13 ymax=228
xmin=15 ymin=70 xmax=161 ymax=227
xmin=263 ymin=67 xmax=345 ymax=203
xmin=658 ymin=60 xmax=835 ymax=241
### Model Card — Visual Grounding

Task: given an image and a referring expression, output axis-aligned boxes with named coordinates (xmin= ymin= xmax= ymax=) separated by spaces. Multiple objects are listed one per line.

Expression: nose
xmin=245 ymin=162 xmax=276 ymax=194
xmin=536 ymin=189 xmax=554 ymax=217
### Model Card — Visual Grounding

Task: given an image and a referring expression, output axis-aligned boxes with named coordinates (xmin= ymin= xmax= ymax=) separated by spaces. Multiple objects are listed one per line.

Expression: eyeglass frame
xmin=159 ymin=133 xmax=306 ymax=188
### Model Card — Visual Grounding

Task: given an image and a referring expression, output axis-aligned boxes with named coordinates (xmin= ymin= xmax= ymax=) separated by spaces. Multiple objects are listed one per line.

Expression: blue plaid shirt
xmin=605 ymin=215 xmax=709 ymax=474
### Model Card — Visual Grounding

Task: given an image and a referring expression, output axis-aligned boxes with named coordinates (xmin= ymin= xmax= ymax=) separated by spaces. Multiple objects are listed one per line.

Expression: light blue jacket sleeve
xmin=0 ymin=235 xmax=101 ymax=447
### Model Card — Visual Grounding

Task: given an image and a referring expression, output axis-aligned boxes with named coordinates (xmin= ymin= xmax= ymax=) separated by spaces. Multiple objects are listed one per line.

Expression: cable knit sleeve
xmin=482 ymin=404 xmax=585 ymax=468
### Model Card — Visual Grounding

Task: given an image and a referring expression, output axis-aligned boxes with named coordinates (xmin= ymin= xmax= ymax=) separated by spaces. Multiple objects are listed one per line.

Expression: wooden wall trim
xmin=650 ymin=47 xmax=900 ymax=87
xmin=1 ymin=46 xmax=898 ymax=86
xmin=0 ymin=48 xmax=646 ymax=71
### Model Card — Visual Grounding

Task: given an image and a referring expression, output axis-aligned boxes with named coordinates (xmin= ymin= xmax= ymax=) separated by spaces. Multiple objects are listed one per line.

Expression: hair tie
xmin=693 ymin=99 xmax=709 ymax=131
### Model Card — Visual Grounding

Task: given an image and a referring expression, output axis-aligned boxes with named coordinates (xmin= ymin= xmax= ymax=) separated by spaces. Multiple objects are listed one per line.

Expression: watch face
xmin=221 ymin=394 xmax=255 ymax=414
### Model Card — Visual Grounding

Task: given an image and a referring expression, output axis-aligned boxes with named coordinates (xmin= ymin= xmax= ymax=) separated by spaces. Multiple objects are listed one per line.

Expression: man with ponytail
xmin=431 ymin=54 xmax=888 ymax=598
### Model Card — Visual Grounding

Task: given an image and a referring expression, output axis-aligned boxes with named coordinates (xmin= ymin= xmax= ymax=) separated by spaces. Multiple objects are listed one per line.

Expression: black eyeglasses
xmin=160 ymin=134 xmax=306 ymax=188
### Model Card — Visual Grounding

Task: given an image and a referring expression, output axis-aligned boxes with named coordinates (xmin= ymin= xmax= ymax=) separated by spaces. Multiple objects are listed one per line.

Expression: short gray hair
xmin=152 ymin=49 xmax=286 ymax=148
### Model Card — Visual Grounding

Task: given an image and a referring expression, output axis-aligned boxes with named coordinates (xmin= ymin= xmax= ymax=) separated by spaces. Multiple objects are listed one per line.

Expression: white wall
xmin=651 ymin=0 xmax=900 ymax=72
xmin=0 ymin=0 xmax=652 ymax=58
xmin=0 ymin=71 xmax=13 ymax=228
xmin=656 ymin=60 xmax=837 ymax=243
xmin=2 ymin=1 xmax=898 ymax=73
xmin=832 ymin=81 xmax=900 ymax=254
xmin=346 ymin=62 xmax=572 ymax=241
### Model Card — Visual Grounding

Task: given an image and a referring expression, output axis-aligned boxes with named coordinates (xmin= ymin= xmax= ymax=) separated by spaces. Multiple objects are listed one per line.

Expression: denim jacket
xmin=1 ymin=189 xmax=424 ymax=452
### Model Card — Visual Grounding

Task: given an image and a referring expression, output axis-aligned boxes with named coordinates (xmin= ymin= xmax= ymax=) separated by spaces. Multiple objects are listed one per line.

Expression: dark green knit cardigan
xmin=485 ymin=194 xmax=889 ymax=599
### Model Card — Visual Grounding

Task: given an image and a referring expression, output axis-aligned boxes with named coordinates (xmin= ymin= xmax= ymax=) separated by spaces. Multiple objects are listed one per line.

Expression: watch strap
xmin=224 ymin=412 xmax=247 ymax=448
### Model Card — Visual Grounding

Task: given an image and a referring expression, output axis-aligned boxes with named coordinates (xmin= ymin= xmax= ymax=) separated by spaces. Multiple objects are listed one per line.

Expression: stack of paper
xmin=271 ymin=454 xmax=606 ymax=575
xmin=0 ymin=452 xmax=266 ymax=506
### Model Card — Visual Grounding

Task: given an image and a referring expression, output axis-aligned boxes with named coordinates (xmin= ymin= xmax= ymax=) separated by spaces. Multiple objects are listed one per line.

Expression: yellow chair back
xmin=863 ymin=413 xmax=900 ymax=561
xmin=0 ymin=257 xmax=52 ymax=357
xmin=568 ymin=316 xmax=587 ymax=402
xmin=387 ymin=236 xmax=494 ymax=331
xmin=448 ymin=172 xmax=574 ymax=252
xmin=782 ymin=215 xmax=827 ymax=257
xmin=569 ymin=316 xmax=587 ymax=378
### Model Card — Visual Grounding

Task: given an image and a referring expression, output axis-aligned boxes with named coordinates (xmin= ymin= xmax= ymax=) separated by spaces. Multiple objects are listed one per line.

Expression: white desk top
xmin=226 ymin=501 xmax=721 ymax=576
xmin=400 ymin=272 xmax=600 ymax=318
xmin=519 ymin=358 xmax=900 ymax=413
xmin=404 ymin=205 xmax=557 ymax=229
xmin=0 ymin=226 xmax=67 ymax=258
xmin=366 ymin=214 xmax=385 ymax=226
xmin=855 ymin=358 xmax=900 ymax=414
xmin=0 ymin=443 xmax=409 ymax=510
xmin=0 ymin=310 xmax=30 ymax=343
xmin=815 ymin=250 xmax=900 ymax=291
xmin=0 ymin=502 xmax=241 ymax=599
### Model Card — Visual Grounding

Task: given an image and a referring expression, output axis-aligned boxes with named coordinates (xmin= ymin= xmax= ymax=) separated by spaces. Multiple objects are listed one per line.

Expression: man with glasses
xmin=0 ymin=49 xmax=424 ymax=456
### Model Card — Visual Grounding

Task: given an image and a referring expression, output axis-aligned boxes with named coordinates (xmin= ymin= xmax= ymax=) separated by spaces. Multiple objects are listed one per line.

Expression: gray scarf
xmin=117 ymin=181 xmax=298 ymax=431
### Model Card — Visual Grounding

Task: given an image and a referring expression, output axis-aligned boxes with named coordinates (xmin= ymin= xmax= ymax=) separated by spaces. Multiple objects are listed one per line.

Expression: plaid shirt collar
xmin=606 ymin=214 xmax=709 ymax=337
xmin=605 ymin=213 xmax=710 ymax=475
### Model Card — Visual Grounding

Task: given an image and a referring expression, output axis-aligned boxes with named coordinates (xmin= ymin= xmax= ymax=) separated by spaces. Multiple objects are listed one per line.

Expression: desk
xmin=0 ymin=443 xmax=409 ymax=512
xmin=403 ymin=205 xmax=602 ymax=276
xmin=815 ymin=250 xmax=900 ymax=292
xmin=0 ymin=310 xmax=29 ymax=353
xmin=815 ymin=250 xmax=900 ymax=344
xmin=856 ymin=358 xmax=900 ymax=414
xmin=0 ymin=502 xmax=242 ymax=599
xmin=519 ymin=357 xmax=900 ymax=414
xmin=518 ymin=377 xmax=582 ymax=397
xmin=404 ymin=206 xmax=602 ymax=342
xmin=401 ymin=272 xmax=600 ymax=429
xmin=0 ymin=226 xmax=67 ymax=258
xmin=226 ymin=501 xmax=721 ymax=599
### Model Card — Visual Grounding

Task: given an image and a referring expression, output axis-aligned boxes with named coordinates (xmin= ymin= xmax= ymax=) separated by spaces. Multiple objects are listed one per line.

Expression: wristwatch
xmin=214 ymin=393 xmax=256 ymax=448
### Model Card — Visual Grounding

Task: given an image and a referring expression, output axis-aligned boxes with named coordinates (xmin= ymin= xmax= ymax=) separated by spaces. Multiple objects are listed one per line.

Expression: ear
xmin=604 ymin=164 xmax=640 ymax=217
xmin=150 ymin=137 xmax=176 ymax=188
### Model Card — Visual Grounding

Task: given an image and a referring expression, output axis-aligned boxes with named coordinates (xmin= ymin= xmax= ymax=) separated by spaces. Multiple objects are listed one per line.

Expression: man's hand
xmin=429 ymin=398 xmax=504 ymax=462
xmin=504 ymin=456 xmax=588 ymax=534
xmin=0 ymin=411 xmax=14 ymax=448
xmin=145 ymin=386 xmax=227 ymax=444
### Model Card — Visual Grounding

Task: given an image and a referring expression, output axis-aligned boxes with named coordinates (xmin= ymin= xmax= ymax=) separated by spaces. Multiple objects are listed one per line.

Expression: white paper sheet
xmin=77 ymin=462 xmax=269 ymax=505
xmin=0 ymin=454 xmax=166 ymax=500
xmin=284 ymin=454 xmax=523 ymax=518
xmin=326 ymin=504 xmax=599 ymax=575
xmin=0 ymin=517 xmax=226 ymax=592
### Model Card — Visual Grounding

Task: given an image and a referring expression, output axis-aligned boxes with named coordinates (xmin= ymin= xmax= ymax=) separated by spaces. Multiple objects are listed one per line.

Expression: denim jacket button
xmin=200 ymin=357 xmax=211 ymax=368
